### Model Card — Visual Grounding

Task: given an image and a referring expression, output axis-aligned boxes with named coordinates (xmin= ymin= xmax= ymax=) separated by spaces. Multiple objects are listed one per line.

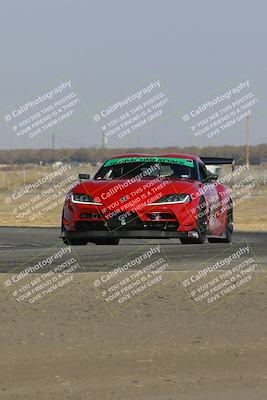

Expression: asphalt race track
xmin=0 ymin=227 xmax=266 ymax=272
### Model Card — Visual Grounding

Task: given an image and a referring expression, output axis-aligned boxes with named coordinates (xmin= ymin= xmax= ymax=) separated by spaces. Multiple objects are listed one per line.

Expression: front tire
xmin=180 ymin=197 xmax=207 ymax=244
xmin=61 ymin=215 xmax=88 ymax=245
xmin=208 ymin=204 xmax=233 ymax=243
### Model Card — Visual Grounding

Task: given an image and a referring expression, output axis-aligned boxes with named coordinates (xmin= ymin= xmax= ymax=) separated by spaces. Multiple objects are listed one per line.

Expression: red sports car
xmin=61 ymin=153 xmax=234 ymax=245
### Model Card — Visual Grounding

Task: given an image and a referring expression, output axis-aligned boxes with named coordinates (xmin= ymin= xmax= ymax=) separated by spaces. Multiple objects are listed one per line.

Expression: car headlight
xmin=71 ymin=193 xmax=103 ymax=205
xmin=147 ymin=194 xmax=191 ymax=205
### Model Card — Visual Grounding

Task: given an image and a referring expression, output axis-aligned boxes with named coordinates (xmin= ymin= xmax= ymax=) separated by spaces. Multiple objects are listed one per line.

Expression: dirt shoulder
xmin=0 ymin=271 xmax=266 ymax=400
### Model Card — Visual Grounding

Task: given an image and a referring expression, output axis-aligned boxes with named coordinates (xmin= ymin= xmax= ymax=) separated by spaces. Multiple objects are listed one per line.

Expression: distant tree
xmin=0 ymin=144 xmax=266 ymax=165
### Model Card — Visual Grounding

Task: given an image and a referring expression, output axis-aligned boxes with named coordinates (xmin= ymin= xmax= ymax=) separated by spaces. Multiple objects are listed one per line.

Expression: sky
xmin=0 ymin=0 xmax=266 ymax=149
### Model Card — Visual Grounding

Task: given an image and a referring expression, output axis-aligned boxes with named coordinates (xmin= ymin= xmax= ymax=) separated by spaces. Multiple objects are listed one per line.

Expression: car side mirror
xmin=208 ymin=174 xmax=218 ymax=182
xmin=79 ymin=173 xmax=90 ymax=181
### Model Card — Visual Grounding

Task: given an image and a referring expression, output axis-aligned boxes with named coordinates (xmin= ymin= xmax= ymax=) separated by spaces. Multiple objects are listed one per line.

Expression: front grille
xmin=145 ymin=222 xmax=179 ymax=231
xmin=75 ymin=211 xmax=179 ymax=232
xmin=106 ymin=212 xmax=143 ymax=229
xmin=80 ymin=212 xmax=102 ymax=219
xmin=75 ymin=221 xmax=108 ymax=231
xmin=146 ymin=212 xmax=176 ymax=221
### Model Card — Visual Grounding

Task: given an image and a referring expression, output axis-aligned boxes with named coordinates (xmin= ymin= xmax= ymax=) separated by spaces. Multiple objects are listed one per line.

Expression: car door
xmin=198 ymin=163 xmax=221 ymax=234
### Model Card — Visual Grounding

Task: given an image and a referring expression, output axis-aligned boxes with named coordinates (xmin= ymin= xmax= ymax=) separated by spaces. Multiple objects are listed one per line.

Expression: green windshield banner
xmin=104 ymin=157 xmax=194 ymax=168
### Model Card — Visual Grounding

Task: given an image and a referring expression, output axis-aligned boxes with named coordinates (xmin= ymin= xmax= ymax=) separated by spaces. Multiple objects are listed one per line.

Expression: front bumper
xmin=62 ymin=203 xmax=199 ymax=240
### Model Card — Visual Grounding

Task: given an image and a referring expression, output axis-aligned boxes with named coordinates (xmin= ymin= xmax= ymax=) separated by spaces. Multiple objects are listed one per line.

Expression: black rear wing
xmin=200 ymin=157 xmax=235 ymax=171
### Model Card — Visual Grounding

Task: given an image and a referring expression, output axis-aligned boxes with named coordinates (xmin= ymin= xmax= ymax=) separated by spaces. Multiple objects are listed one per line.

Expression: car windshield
xmin=94 ymin=156 xmax=196 ymax=180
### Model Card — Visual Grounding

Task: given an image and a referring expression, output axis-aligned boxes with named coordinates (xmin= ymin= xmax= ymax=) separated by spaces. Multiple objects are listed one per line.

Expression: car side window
xmin=199 ymin=163 xmax=208 ymax=183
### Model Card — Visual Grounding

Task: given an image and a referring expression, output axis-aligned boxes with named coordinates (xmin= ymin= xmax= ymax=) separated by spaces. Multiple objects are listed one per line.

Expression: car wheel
xmin=61 ymin=216 xmax=88 ymax=245
xmin=180 ymin=197 xmax=207 ymax=244
xmin=93 ymin=239 xmax=120 ymax=245
xmin=208 ymin=203 xmax=233 ymax=243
